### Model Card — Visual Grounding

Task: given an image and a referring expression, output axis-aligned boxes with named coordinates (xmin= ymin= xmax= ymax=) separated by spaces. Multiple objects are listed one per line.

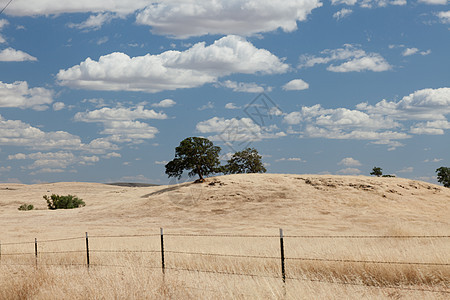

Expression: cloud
xmin=332 ymin=0 xmax=358 ymax=5
xmin=402 ymin=48 xmax=419 ymax=56
xmin=74 ymin=105 xmax=165 ymax=143
xmin=67 ymin=12 xmax=121 ymax=31
xmin=104 ymin=152 xmax=121 ymax=159
xmin=0 ymin=81 xmax=53 ymax=110
xmin=0 ymin=166 xmax=11 ymax=173
xmin=275 ymin=157 xmax=305 ymax=162
xmin=155 ymin=160 xmax=168 ymax=165
xmin=0 ymin=115 xmax=83 ymax=150
xmin=152 ymin=99 xmax=176 ymax=108
xmin=397 ymin=167 xmax=413 ymax=173
xmin=338 ymin=157 xmax=362 ymax=166
xmin=410 ymin=120 xmax=450 ymax=135
xmin=282 ymin=79 xmax=309 ymax=91
xmin=331 ymin=0 xmax=406 ymax=7
xmin=52 ymin=102 xmax=65 ymax=111
xmin=283 ymin=104 xmax=408 ymax=149
xmin=0 ymin=19 xmax=9 ymax=43
xmin=96 ymin=36 xmax=109 ymax=45
xmin=0 ymin=48 xmax=37 ymax=62
xmin=424 ymin=158 xmax=443 ymax=163
xmin=2 ymin=0 xmax=150 ymax=16
xmin=419 ymin=0 xmax=448 ymax=4
xmin=57 ymin=35 xmax=289 ymax=93
xmin=198 ymin=101 xmax=214 ymax=111
xmin=196 ymin=117 xmax=286 ymax=143
xmin=217 ymin=80 xmax=265 ymax=93
xmin=299 ymin=44 xmax=391 ymax=72
xmin=333 ymin=8 xmax=353 ymax=20
xmin=136 ymin=0 xmax=322 ymax=39
xmin=357 ymin=87 xmax=450 ymax=121
xmin=225 ymin=103 xmax=240 ymax=110
xmin=8 ymin=151 xmax=102 ymax=173
xmin=437 ymin=11 xmax=450 ymax=24
xmin=337 ymin=168 xmax=361 ymax=175
xmin=74 ymin=106 xmax=167 ymax=122
xmin=402 ymin=47 xmax=431 ymax=56
xmin=283 ymin=87 xmax=450 ymax=149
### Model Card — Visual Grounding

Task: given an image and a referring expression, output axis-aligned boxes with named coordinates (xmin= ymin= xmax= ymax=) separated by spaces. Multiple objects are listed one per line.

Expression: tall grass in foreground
xmin=0 ymin=235 xmax=448 ymax=299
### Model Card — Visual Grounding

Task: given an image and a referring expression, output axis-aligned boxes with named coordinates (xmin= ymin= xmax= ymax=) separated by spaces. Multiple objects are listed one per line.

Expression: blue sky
xmin=0 ymin=0 xmax=449 ymax=185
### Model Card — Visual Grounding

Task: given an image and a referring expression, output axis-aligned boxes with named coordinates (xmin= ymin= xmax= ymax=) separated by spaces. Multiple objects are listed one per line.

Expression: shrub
xmin=44 ymin=194 xmax=85 ymax=210
xmin=18 ymin=204 xmax=34 ymax=211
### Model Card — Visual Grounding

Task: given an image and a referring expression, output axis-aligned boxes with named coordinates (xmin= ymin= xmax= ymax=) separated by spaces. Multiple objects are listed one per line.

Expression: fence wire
xmin=1 ymin=231 xmax=449 ymax=296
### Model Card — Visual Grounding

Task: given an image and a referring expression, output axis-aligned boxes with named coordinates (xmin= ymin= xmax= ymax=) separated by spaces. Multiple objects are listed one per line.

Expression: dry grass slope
xmin=1 ymin=174 xmax=449 ymax=299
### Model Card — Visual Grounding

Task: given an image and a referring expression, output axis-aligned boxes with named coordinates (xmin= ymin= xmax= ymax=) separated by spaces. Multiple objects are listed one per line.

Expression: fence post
xmin=160 ymin=228 xmax=165 ymax=274
xmin=85 ymin=232 xmax=90 ymax=270
xmin=35 ymin=238 xmax=38 ymax=268
xmin=280 ymin=228 xmax=286 ymax=283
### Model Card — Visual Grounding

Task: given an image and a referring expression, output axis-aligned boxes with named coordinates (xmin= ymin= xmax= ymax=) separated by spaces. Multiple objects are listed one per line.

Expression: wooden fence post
xmin=85 ymin=232 xmax=90 ymax=270
xmin=160 ymin=228 xmax=165 ymax=274
xmin=280 ymin=228 xmax=286 ymax=283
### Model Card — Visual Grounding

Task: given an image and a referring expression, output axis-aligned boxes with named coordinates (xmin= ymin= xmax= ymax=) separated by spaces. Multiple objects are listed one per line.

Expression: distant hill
xmin=0 ymin=174 xmax=449 ymax=240
xmin=106 ymin=182 xmax=160 ymax=187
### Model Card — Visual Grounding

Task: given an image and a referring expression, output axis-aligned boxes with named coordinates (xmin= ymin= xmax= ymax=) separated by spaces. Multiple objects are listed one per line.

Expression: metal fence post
xmin=160 ymin=228 xmax=165 ymax=274
xmin=280 ymin=228 xmax=286 ymax=283
xmin=35 ymin=238 xmax=38 ymax=268
xmin=85 ymin=232 xmax=90 ymax=270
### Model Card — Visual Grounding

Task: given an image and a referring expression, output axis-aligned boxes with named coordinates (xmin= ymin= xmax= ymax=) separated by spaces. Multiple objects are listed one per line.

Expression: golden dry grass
xmin=0 ymin=174 xmax=449 ymax=299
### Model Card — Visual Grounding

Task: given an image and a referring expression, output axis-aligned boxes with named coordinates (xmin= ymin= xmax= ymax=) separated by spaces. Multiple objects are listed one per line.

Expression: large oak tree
xmin=165 ymin=137 xmax=221 ymax=181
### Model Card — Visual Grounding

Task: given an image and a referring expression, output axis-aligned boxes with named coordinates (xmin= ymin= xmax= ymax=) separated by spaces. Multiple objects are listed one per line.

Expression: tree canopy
xmin=165 ymin=137 xmax=221 ymax=181
xmin=436 ymin=167 xmax=450 ymax=188
xmin=223 ymin=147 xmax=266 ymax=174
xmin=370 ymin=167 xmax=382 ymax=177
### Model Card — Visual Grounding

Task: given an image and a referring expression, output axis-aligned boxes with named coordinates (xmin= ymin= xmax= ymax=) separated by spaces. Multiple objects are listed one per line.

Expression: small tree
xmin=165 ymin=137 xmax=221 ymax=182
xmin=436 ymin=167 xmax=450 ymax=188
xmin=223 ymin=148 xmax=267 ymax=174
xmin=370 ymin=167 xmax=382 ymax=177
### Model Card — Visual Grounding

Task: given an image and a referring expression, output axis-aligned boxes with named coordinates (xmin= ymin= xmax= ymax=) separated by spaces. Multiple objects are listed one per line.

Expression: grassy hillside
xmin=1 ymin=174 xmax=449 ymax=299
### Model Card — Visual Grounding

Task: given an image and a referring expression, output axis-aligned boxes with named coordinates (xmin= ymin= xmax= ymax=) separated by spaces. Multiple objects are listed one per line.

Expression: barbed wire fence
xmin=0 ymin=229 xmax=449 ymax=295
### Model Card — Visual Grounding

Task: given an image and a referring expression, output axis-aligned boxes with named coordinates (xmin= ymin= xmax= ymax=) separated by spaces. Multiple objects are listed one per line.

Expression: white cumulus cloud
xmin=0 ymin=81 xmax=53 ymax=110
xmin=136 ymin=0 xmax=322 ymax=38
xmin=282 ymin=79 xmax=309 ymax=91
xmin=152 ymin=99 xmax=176 ymax=108
xmin=0 ymin=48 xmax=37 ymax=62
xmin=283 ymin=87 xmax=450 ymax=149
xmin=57 ymin=35 xmax=289 ymax=93
xmin=338 ymin=157 xmax=362 ymax=166
xmin=357 ymin=87 xmax=450 ymax=121
xmin=74 ymin=105 xmax=165 ymax=143
xmin=196 ymin=117 xmax=286 ymax=143
xmin=437 ymin=11 xmax=450 ymax=23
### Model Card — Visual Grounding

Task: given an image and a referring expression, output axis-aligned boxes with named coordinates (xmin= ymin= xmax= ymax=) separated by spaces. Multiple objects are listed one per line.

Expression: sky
xmin=0 ymin=0 xmax=449 ymax=185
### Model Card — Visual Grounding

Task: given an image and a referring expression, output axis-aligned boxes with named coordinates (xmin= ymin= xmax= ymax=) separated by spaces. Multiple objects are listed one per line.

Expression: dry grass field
xmin=0 ymin=174 xmax=449 ymax=299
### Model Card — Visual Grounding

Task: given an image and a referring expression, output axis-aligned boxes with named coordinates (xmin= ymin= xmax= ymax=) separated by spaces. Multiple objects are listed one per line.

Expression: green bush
xmin=44 ymin=194 xmax=85 ymax=210
xmin=18 ymin=204 xmax=34 ymax=211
